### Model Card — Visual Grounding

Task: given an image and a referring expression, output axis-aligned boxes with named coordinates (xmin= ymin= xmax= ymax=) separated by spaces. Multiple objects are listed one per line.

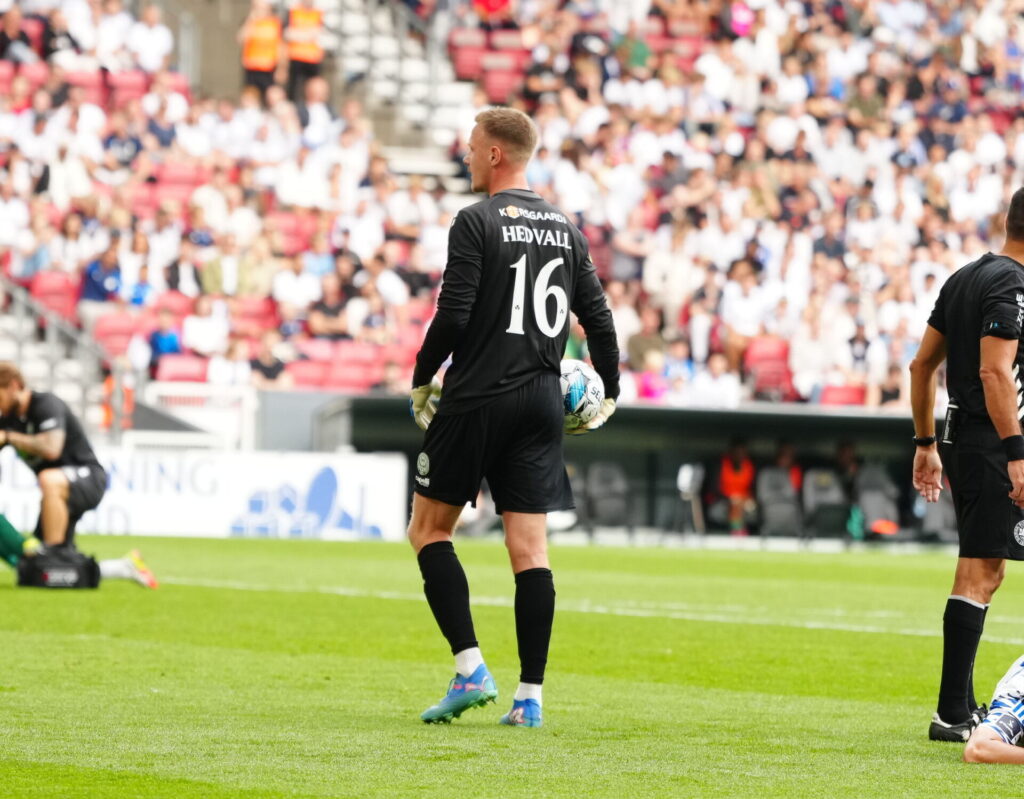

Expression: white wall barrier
xmin=0 ymin=448 xmax=409 ymax=542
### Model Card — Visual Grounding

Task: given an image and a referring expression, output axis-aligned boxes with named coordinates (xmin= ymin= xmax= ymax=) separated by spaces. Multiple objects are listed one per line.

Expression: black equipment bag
xmin=17 ymin=546 xmax=101 ymax=589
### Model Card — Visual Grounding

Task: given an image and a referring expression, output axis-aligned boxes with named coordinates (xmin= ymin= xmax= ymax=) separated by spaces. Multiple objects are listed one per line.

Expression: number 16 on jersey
xmin=506 ymin=255 xmax=568 ymax=338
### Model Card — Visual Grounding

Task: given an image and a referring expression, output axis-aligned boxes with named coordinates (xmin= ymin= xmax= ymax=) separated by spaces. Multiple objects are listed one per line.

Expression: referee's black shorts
xmin=941 ymin=422 xmax=1024 ymax=560
xmin=414 ymin=371 xmax=573 ymax=514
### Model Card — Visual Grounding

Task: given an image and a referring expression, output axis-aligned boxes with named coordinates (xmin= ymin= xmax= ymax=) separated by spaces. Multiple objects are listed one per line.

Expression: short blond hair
xmin=475 ymin=108 xmax=538 ymax=165
xmin=0 ymin=363 xmax=25 ymax=389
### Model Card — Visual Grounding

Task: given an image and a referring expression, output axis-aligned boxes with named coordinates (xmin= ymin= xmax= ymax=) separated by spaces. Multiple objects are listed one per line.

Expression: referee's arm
xmin=979 ymin=335 xmax=1024 ymax=507
xmin=909 ymin=325 xmax=947 ymax=502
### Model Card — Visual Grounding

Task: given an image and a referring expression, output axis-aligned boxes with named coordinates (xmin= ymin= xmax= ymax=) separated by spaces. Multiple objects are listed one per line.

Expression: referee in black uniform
xmin=408 ymin=108 xmax=619 ymax=728
xmin=911 ymin=190 xmax=1024 ymax=742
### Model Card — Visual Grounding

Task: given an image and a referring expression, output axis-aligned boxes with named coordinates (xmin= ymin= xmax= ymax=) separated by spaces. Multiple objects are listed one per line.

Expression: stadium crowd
xmin=0 ymin=0 xmax=1018 ymax=407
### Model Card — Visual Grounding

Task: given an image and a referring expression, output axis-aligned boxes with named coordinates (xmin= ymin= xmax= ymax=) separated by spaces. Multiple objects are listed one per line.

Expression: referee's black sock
xmin=514 ymin=568 xmax=555 ymax=685
xmin=937 ymin=596 xmax=987 ymax=723
xmin=417 ymin=541 xmax=478 ymax=656
xmin=967 ymin=604 xmax=988 ymax=712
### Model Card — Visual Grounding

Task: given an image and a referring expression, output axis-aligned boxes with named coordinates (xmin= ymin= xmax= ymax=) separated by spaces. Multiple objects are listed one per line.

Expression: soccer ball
xmin=560 ymin=359 xmax=604 ymax=431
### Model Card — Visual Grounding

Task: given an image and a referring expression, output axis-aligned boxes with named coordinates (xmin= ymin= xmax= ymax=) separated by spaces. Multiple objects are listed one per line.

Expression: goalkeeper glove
xmin=410 ymin=377 xmax=442 ymax=430
xmin=566 ymin=398 xmax=616 ymax=436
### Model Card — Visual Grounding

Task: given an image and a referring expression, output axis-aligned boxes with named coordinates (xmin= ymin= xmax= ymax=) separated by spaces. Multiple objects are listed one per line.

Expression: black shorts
xmin=414 ymin=372 xmax=573 ymax=514
xmin=33 ymin=464 xmax=107 ymax=544
xmin=941 ymin=424 xmax=1024 ymax=560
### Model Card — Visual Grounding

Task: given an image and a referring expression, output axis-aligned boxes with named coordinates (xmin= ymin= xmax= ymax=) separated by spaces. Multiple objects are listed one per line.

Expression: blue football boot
xmin=498 ymin=698 xmax=543 ymax=728
xmin=420 ymin=663 xmax=498 ymax=724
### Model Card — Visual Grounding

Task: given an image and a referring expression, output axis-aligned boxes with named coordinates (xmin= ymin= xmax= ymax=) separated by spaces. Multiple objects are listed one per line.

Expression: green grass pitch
xmin=0 ymin=535 xmax=1019 ymax=797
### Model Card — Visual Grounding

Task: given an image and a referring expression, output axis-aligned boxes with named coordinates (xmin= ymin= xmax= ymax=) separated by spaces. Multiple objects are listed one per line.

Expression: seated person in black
xmin=0 ymin=363 xmax=106 ymax=547
xmin=308 ymin=273 xmax=350 ymax=340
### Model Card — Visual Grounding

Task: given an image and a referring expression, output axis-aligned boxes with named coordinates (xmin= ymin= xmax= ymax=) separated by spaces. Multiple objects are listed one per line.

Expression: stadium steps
xmin=332 ymin=0 xmax=469 ymax=196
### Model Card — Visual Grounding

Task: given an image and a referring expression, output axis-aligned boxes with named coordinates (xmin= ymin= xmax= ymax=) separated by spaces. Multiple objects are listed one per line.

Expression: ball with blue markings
xmin=560 ymin=359 xmax=604 ymax=431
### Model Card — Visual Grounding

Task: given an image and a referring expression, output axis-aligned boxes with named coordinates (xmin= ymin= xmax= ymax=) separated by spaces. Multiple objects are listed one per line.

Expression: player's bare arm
xmin=963 ymin=726 xmax=1024 ymax=764
xmin=0 ymin=428 xmax=65 ymax=462
xmin=909 ymin=325 xmax=946 ymax=502
xmin=979 ymin=336 xmax=1024 ymax=507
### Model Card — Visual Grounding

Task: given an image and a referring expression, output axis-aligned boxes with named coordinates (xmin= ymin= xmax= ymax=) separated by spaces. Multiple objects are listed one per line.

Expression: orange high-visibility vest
xmin=242 ymin=16 xmax=282 ymax=71
xmin=287 ymin=7 xmax=323 ymax=64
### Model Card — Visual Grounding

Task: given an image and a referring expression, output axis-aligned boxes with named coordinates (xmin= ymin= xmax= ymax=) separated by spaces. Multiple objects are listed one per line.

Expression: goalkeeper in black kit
xmin=407 ymin=107 xmax=619 ymax=728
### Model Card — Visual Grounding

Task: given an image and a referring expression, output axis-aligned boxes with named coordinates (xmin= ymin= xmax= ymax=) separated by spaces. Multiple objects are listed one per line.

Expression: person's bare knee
xmin=503 ymin=512 xmax=549 ymax=572
xmin=407 ymin=494 xmax=462 ymax=554
xmin=952 ymin=558 xmax=1005 ymax=604
xmin=38 ymin=469 xmax=69 ymax=499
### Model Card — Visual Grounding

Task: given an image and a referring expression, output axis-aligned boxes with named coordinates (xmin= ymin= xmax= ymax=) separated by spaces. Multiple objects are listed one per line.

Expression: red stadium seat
xmin=448 ymin=27 xmax=486 ymax=49
xmin=128 ymin=183 xmax=157 ymax=219
xmin=93 ymin=311 xmax=139 ymax=339
xmin=324 ymin=361 xmax=384 ymax=392
xmin=155 ymin=161 xmax=201 ymax=185
xmin=107 ymin=70 xmax=148 ymax=107
xmin=295 ymin=338 xmax=336 ymax=362
xmin=480 ymin=52 xmax=517 ymax=72
xmin=406 ymin=297 xmax=434 ymax=325
xmin=0 ymin=61 xmax=13 ymax=94
xmin=489 ymin=30 xmax=525 ymax=50
xmin=380 ymin=342 xmax=418 ymax=368
xmin=231 ymin=296 xmax=279 ymax=337
xmin=645 ymin=35 xmax=673 ymax=53
xmin=154 ymin=182 xmax=195 ymax=209
xmin=483 ymin=70 xmax=524 ymax=105
xmin=30 ymin=271 xmax=80 ymax=323
xmin=96 ymin=332 xmax=134 ymax=358
xmin=153 ymin=291 xmax=196 ymax=319
xmin=163 ymin=71 xmax=192 ymax=100
xmin=285 ymin=359 xmax=327 ymax=388
xmin=750 ymin=363 xmax=796 ymax=402
xmin=18 ymin=61 xmax=49 ymax=91
xmin=335 ymin=340 xmax=381 ymax=364
xmin=65 ymin=70 xmax=106 ymax=105
xmin=21 ymin=18 xmax=44 ymax=56
xmin=819 ymin=385 xmax=867 ymax=406
xmin=155 ymin=354 xmax=208 ymax=382
xmin=667 ymin=18 xmax=703 ymax=36
xmin=743 ymin=335 xmax=789 ymax=370
xmin=642 ymin=16 xmax=665 ymax=36
xmin=452 ymin=46 xmax=486 ymax=81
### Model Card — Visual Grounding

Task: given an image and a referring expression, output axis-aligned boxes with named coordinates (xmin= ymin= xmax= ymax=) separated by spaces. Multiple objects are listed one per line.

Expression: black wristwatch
xmin=913 ymin=435 xmax=937 ymax=447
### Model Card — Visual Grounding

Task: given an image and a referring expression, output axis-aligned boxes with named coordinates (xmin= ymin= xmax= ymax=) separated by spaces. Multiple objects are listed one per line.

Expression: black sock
xmin=967 ymin=605 xmax=989 ymax=712
xmin=514 ymin=568 xmax=555 ymax=685
xmin=937 ymin=597 xmax=987 ymax=723
xmin=417 ymin=541 xmax=478 ymax=655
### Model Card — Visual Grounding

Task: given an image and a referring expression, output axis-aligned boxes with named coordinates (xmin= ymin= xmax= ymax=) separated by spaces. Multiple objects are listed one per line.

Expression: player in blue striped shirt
xmin=965 ymin=655 xmax=1024 ymax=763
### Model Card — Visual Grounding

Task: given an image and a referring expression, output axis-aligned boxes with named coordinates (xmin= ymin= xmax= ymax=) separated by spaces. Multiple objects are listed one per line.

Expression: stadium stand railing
xmin=141 ymin=381 xmax=258 ymax=450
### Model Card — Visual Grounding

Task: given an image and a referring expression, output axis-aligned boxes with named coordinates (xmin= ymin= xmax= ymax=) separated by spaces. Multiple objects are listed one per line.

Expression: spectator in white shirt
xmin=97 ymin=0 xmax=132 ymax=71
xmin=182 ymin=295 xmax=230 ymax=357
xmin=272 ymin=254 xmax=321 ymax=316
xmin=142 ymin=71 xmax=188 ymax=124
xmin=689 ymin=352 xmax=742 ymax=408
xmin=721 ymin=258 xmax=770 ymax=373
xmin=145 ymin=201 xmax=183 ymax=272
xmin=0 ymin=180 xmax=28 ymax=248
xmin=127 ymin=3 xmax=173 ymax=73
xmin=352 ymin=253 xmax=409 ymax=308
xmin=385 ymin=175 xmax=439 ymax=242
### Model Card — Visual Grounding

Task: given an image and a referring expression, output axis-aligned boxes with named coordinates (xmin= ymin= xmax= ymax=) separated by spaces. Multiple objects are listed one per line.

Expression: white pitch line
xmin=161 ymin=576 xmax=1024 ymax=647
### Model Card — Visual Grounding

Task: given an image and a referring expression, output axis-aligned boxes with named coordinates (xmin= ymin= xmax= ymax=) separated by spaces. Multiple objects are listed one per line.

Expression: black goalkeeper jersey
xmin=414 ymin=188 xmax=619 ymax=415
xmin=0 ymin=391 xmax=101 ymax=474
xmin=927 ymin=252 xmax=1024 ymax=424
